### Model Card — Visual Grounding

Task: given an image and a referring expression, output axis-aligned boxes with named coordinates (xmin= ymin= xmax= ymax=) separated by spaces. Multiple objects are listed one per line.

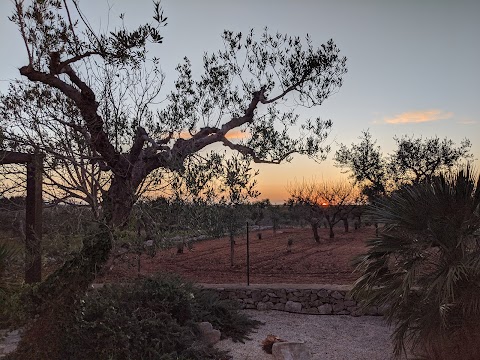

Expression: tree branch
xmin=19 ymin=65 xmax=120 ymax=170
xmin=261 ymin=72 xmax=310 ymax=104
xmin=19 ymin=66 xmax=82 ymax=103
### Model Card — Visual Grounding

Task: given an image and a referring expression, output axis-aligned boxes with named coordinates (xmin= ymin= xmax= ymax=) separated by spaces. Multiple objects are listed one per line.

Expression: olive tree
xmin=335 ymin=130 xmax=387 ymax=201
xmin=4 ymin=0 xmax=347 ymax=312
xmin=288 ymin=180 xmax=358 ymax=240
xmin=335 ymin=130 xmax=472 ymax=196
xmin=388 ymin=135 xmax=472 ymax=185
xmin=287 ymin=180 xmax=325 ymax=243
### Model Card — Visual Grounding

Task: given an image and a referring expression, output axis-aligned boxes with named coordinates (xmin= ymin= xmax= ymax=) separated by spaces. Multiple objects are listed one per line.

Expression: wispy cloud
xmin=384 ymin=110 xmax=453 ymax=124
xmin=457 ymin=118 xmax=477 ymax=125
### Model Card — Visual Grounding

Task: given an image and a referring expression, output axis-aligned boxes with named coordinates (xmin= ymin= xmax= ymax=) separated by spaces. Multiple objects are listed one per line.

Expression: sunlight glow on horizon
xmin=178 ymin=129 xmax=248 ymax=140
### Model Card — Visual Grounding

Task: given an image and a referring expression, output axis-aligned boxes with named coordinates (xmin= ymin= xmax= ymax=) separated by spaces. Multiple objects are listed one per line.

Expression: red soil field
xmin=100 ymin=226 xmax=376 ymax=285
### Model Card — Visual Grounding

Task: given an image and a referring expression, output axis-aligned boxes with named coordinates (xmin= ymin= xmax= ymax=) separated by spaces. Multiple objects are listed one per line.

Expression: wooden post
xmin=0 ymin=151 xmax=43 ymax=283
xmin=25 ymin=152 xmax=42 ymax=283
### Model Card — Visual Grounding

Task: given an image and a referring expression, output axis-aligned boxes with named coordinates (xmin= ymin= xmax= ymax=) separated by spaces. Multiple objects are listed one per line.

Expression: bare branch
xmin=13 ymin=0 xmax=33 ymax=66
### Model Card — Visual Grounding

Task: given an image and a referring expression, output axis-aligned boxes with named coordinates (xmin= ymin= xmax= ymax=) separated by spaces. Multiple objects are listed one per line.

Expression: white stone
xmin=257 ymin=302 xmax=268 ymax=311
xmin=285 ymin=301 xmax=302 ymax=313
xmin=197 ymin=322 xmax=221 ymax=346
xmin=144 ymin=239 xmax=154 ymax=247
xmin=197 ymin=322 xmax=213 ymax=333
xmin=272 ymin=341 xmax=312 ymax=360
xmin=331 ymin=291 xmax=344 ymax=300
xmin=317 ymin=304 xmax=333 ymax=314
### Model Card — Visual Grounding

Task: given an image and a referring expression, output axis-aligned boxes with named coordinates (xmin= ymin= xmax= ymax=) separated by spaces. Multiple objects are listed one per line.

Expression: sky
xmin=0 ymin=0 xmax=479 ymax=203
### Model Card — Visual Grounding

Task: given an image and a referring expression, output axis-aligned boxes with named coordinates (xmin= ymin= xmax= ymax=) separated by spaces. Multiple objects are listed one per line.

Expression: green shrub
xmin=0 ymin=242 xmax=26 ymax=329
xmin=60 ymin=274 xmax=260 ymax=360
xmin=0 ymin=242 xmax=18 ymax=282
xmin=0 ymin=286 xmax=28 ymax=329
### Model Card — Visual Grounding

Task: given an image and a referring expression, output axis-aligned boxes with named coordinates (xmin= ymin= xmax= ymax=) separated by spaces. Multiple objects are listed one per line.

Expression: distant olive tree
xmin=389 ymin=135 xmax=472 ymax=184
xmin=288 ymin=180 xmax=359 ymax=240
xmin=335 ymin=130 xmax=387 ymax=202
xmin=217 ymin=155 xmax=259 ymax=266
xmin=316 ymin=180 xmax=359 ymax=238
xmin=335 ymin=130 xmax=473 ymax=198
xmin=287 ymin=181 xmax=325 ymax=243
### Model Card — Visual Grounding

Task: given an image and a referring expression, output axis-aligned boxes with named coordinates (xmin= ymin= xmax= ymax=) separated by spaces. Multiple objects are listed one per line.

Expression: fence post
xmin=246 ymin=222 xmax=250 ymax=286
xmin=25 ymin=152 xmax=42 ymax=283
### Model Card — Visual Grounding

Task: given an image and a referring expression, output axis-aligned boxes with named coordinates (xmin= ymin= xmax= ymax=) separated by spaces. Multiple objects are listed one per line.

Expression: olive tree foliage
xmin=5 ymin=0 xmax=347 ymax=229
xmin=334 ymin=130 xmax=387 ymax=201
xmin=389 ymin=135 xmax=473 ymax=184
xmin=132 ymin=153 xmax=259 ymax=245
xmin=1 ymin=0 xmax=347 ymax=326
xmin=335 ymin=130 xmax=473 ymax=201
xmin=217 ymin=155 xmax=259 ymax=266
xmin=0 ymin=45 xmax=169 ymax=218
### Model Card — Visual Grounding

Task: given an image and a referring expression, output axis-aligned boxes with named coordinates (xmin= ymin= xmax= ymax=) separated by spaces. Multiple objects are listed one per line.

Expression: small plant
xmin=286 ymin=238 xmax=293 ymax=253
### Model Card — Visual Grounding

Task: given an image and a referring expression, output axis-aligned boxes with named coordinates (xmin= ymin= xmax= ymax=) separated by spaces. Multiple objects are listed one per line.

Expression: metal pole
xmin=246 ymin=222 xmax=250 ymax=286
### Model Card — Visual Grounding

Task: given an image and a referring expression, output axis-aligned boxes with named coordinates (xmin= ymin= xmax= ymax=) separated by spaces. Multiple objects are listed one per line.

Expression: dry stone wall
xmin=205 ymin=284 xmax=384 ymax=316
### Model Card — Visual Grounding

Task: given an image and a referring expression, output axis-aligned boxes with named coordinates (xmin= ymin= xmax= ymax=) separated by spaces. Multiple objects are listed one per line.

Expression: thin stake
xmin=246 ymin=222 xmax=250 ymax=286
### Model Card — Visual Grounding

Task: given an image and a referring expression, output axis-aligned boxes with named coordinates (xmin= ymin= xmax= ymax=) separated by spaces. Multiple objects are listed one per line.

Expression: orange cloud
xmin=384 ymin=110 xmax=453 ymax=124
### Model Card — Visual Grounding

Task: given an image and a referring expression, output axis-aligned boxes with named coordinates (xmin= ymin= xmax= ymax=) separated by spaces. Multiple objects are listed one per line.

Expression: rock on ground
xmin=272 ymin=341 xmax=311 ymax=360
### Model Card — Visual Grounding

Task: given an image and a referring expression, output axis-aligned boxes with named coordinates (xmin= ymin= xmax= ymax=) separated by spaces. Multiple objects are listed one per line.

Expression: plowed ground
xmin=100 ymin=226 xmax=376 ymax=285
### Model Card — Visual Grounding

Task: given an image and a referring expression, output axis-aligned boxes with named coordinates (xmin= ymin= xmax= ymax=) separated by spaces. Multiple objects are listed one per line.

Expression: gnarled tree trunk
xmin=311 ymin=222 xmax=320 ymax=243
xmin=12 ymin=175 xmax=135 ymax=360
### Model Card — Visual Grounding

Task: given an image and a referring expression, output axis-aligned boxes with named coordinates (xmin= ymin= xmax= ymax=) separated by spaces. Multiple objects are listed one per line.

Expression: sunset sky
xmin=1 ymin=0 xmax=479 ymax=203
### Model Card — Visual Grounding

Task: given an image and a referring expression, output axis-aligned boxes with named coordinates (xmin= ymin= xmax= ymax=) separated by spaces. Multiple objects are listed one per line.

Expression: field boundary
xmin=201 ymin=283 xmax=384 ymax=316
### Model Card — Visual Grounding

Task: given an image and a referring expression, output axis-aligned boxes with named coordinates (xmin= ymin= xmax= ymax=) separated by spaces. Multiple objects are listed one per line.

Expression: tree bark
xmin=342 ymin=217 xmax=349 ymax=233
xmin=329 ymin=225 xmax=335 ymax=238
xmin=311 ymin=222 xmax=320 ymax=243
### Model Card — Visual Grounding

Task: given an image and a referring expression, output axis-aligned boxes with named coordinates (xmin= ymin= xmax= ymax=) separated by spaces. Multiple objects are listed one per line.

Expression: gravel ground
xmin=215 ymin=310 xmax=394 ymax=360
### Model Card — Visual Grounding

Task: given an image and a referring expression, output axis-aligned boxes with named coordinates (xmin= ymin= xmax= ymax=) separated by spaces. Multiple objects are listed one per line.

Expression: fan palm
xmin=351 ymin=166 xmax=480 ymax=359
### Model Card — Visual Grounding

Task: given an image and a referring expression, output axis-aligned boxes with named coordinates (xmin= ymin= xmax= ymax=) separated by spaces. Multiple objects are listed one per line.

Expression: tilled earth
xmin=99 ymin=226 xmax=375 ymax=285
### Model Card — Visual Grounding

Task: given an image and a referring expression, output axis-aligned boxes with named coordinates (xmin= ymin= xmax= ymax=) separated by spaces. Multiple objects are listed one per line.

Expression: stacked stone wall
xmin=204 ymin=285 xmax=384 ymax=316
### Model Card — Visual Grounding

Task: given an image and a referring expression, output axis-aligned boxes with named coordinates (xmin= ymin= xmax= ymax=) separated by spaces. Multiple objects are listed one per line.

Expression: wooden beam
xmin=0 ymin=151 xmax=33 ymax=164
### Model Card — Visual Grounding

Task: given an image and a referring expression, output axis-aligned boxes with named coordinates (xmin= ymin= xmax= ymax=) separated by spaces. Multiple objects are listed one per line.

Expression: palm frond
xmin=352 ymin=165 xmax=480 ymax=359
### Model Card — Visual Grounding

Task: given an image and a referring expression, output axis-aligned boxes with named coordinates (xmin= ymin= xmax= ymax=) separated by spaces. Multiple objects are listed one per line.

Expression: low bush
xmin=18 ymin=274 xmax=260 ymax=360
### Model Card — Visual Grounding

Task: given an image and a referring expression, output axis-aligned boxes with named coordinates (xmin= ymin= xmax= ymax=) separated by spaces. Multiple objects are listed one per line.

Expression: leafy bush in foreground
xmin=351 ymin=167 xmax=480 ymax=359
xmin=59 ymin=274 xmax=260 ymax=360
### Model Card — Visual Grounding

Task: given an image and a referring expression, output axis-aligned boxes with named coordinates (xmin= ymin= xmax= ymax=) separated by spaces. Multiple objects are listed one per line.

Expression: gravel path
xmin=0 ymin=311 xmax=394 ymax=359
xmin=215 ymin=310 xmax=394 ymax=360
